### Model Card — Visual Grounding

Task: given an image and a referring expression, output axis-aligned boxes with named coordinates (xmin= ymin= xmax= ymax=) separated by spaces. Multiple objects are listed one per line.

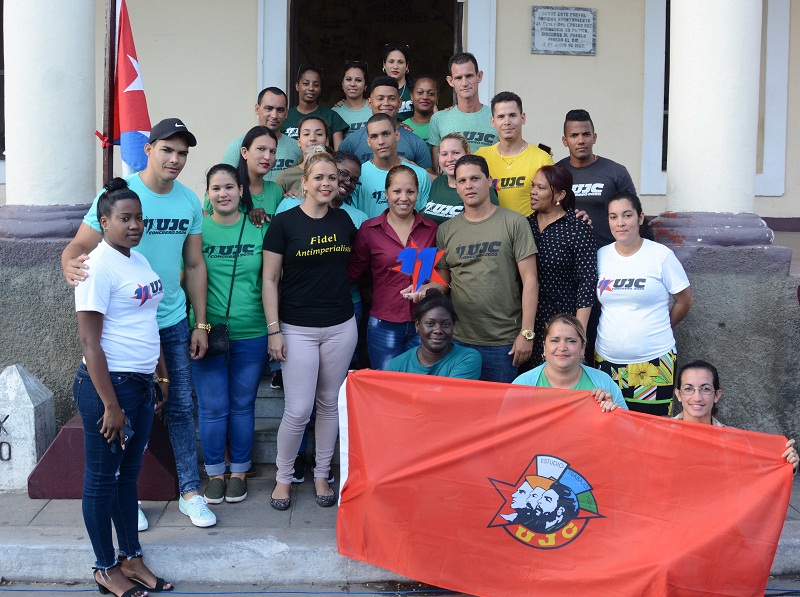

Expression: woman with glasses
xmin=283 ymin=64 xmax=348 ymax=150
xmin=333 ymin=61 xmax=371 ymax=138
xmin=382 ymin=43 xmax=414 ymax=121
xmin=594 ymin=191 xmax=693 ymax=416
xmin=673 ymin=360 xmax=798 ymax=472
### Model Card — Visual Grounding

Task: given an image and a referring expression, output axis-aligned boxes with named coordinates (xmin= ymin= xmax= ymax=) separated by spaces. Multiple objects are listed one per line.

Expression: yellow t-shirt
xmin=475 ymin=144 xmax=554 ymax=216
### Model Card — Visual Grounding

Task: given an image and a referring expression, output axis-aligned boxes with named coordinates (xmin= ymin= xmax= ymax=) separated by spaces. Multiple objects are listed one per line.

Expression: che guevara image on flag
xmin=337 ymin=370 xmax=792 ymax=597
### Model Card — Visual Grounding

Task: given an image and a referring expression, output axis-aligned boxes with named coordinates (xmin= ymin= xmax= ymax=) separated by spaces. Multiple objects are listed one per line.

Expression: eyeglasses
xmin=679 ymin=385 xmax=715 ymax=396
xmin=385 ymin=43 xmax=410 ymax=51
xmin=338 ymin=168 xmax=361 ymax=186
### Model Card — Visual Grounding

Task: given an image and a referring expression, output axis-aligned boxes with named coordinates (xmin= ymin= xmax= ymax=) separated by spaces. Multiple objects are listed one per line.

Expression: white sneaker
xmin=178 ymin=494 xmax=217 ymax=528
xmin=137 ymin=501 xmax=149 ymax=532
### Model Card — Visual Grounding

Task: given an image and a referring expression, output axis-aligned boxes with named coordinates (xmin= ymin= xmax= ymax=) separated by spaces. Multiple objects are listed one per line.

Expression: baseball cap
xmin=148 ymin=118 xmax=197 ymax=147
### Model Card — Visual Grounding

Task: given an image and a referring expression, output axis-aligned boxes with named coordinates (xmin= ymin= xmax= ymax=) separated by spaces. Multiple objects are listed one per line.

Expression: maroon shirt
xmin=348 ymin=210 xmax=438 ymax=323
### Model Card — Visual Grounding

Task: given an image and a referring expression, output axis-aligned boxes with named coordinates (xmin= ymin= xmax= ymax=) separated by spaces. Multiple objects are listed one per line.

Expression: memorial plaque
xmin=531 ymin=6 xmax=596 ymax=56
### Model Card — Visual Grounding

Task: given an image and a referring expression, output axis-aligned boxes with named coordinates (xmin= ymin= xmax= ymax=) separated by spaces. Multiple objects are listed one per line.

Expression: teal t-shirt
xmin=351 ymin=159 xmax=432 ymax=219
xmin=203 ymin=181 xmax=283 ymax=217
xmin=420 ymin=175 xmax=499 ymax=225
xmin=386 ymin=344 xmax=482 ymax=379
xmin=221 ymin=133 xmax=301 ymax=182
xmin=405 ymin=119 xmax=430 ymax=145
xmin=189 ymin=215 xmax=267 ymax=340
xmin=82 ymin=173 xmax=203 ymax=329
xmin=428 ymin=104 xmax=497 ymax=151
xmin=281 ymin=105 xmax=349 ymax=140
xmin=333 ymin=103 xmax=373 ymax=137
xmin=536 ymin=369 xmax=596 ymax=391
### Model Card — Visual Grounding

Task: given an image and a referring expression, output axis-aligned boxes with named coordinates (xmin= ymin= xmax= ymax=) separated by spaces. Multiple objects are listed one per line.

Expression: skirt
xmin=594 ymin=349 xmax=676 ymax=416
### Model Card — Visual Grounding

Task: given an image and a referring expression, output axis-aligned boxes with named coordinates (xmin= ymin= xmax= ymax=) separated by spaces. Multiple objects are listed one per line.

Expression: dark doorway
xmin=290 ymin=0 xmax=458 ymax=109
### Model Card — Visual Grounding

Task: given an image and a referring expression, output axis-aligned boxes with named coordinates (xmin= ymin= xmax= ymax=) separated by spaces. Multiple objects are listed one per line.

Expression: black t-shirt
xmin=264 ymin=206 xmax=357 ymax=327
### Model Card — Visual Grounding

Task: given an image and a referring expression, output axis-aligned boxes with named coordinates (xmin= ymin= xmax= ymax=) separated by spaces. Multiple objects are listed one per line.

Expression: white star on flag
xmin=123 ymin=54 xmax=144 ymax=93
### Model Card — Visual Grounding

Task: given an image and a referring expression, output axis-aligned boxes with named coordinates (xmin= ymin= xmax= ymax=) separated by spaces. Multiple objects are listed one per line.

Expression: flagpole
xmin=102 ymin=0 xmax=117 ymax=182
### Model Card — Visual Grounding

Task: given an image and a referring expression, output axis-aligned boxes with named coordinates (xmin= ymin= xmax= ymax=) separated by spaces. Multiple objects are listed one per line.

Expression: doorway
xmin=290 ymin=0 xmax=458 ymax=109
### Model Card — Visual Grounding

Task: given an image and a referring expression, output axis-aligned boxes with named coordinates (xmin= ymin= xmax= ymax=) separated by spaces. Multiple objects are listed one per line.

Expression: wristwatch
xmin=193 ymin=322 xmax=211 ymax=332
xmin=520 ymin=329 xmax=535 ymax=341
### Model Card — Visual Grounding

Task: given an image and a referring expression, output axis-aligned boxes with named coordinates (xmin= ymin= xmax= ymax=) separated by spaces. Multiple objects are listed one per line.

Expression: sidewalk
xmin=0 ymin=466 xmax=798 ymax=584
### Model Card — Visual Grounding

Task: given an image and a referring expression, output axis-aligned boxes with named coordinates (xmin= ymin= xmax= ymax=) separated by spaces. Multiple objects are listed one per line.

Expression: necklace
xmin=497 ymin=144 xmax=527 ymax=170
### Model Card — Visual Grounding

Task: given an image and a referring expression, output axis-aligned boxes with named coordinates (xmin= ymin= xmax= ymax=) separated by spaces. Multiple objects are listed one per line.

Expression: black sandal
xmin=94 ymin=568 xmax=145 ymax=597
xmin=118 ymin=555 xmax=174 ymax=592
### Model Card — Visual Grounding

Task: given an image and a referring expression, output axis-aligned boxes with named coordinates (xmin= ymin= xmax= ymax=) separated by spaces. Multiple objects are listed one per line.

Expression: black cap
xmin=148 ymin=118 xmax=197 ymax=147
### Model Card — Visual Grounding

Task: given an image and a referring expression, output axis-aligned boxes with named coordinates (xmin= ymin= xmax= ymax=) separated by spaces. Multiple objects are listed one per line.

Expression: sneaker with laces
xmin=204 ymin=478 xmax=225 ymax=504
xmin=270 ymin=370 xmax=283 ymax=389
xmin=291 ymin=451 xmax=306 ymax=483
xmin=179 ymin=494 xmax=217 ymax=528
xmin=137 ymin=501 xmax=148 ymax=532
xmin=225 ymin=477 xmax=248 ymax=503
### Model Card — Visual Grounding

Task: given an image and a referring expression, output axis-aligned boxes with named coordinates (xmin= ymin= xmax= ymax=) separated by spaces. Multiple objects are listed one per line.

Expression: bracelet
xmin=157 ymin=377 xmax=170 ymax=384
xmin=193 ymin=322 xmax=211 ymax=332
xmin=267 ymin=321 xmax=279 ymax=328
xmin=268 ymin=330 xmax=282 ymax=336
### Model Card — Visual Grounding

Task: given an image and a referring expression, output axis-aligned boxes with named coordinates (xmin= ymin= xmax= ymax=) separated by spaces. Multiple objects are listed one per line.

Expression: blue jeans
xmin=159 ymin=318 xmax=200 ymax=495
xmin=74 ymin=364 xmax=155 ymax=569
xmin=193 ymin=336 xmax=268 ymax=476
xmin=454 ymin=340 xmax=517 ymax=383
xmin=367 ymin=316 xmax=420 ymax=370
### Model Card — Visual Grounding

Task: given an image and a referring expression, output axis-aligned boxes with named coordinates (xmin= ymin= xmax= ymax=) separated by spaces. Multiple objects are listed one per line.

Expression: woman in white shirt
xmin=594 ymin=191 xmax=694 ymax=416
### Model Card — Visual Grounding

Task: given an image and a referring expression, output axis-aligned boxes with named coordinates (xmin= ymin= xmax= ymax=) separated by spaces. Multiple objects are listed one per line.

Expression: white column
xmin=5 ymin=1 xmax=95 ymax=206
xmin=665 ymin=1 xmax=762 ymax=213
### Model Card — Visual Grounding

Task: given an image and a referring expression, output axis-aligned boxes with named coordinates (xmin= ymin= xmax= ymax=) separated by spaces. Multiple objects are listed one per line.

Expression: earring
xmin=302 ymin=187 xmax=307 ymax=198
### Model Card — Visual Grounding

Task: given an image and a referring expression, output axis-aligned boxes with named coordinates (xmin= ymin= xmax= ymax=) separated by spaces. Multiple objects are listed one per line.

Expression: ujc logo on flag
xmin=114 ymin=0 xmax=151 ymax=173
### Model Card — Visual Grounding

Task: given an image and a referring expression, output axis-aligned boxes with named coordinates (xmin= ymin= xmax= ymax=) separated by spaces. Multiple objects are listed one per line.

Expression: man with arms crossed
xmin=407 ymin=154 xmax=538 ymax=383
xmin=475 ymin=92 xmax=553 ymax=217
xmin=62 ymin=118 xmax=216 ymax=528
xmin=221 ymin=87 xmax=302 ymax=181
xmin=428 ymin=52 xmax=497 ymax=170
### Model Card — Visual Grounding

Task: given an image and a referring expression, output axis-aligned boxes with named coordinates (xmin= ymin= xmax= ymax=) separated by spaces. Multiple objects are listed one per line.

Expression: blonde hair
xmin=302 ymin=151 xmax=337 ymax=180
xmin=440 ymin=132 xmax=471 ymax=154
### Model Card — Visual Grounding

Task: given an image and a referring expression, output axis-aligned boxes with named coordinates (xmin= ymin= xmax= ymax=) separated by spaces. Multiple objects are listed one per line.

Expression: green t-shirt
xmin=405 ymin=119 xmax=430 ymax=145
xmin=274 ymin=165 xmax=304 ymax=195
xmin=203 ymin=181 xmax=283 ymax=218
xmin=221 ymin=133 xmax=301 ymax=182
xmin=536 ymin=368 xmax=596 ymax=390
xmin=386 ymin=344 xmax=482 ymax=379
xmin=281 ymin=105 xmax=348 ymax=140
xmin=436 ymin=207 xmax=537 ymax=345
xmin=428 ymin=104 xmax=497 ymax=151
xmin=333 ymin=103 xmax=372 ymax=137
xmin=421 ymin=176 xmax=499 ymax=225
xmin=189 ymin=215 xmax=268 ymax=340
xmin=82 ymin=174 xmax=203 ymax=329
xmin=397 ymin=84 xmax=414 ymax=122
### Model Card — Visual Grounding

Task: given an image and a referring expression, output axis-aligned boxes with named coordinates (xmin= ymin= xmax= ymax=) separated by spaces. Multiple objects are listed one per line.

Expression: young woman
xmin=192 ymin=164 xmax=270 ymax=506
xmin=382 ymin=43 xmax=414 ymax=121
xmin=348 ymin=165 xmax=438 ymax=370
xmin=594 ymin=191 xmax=694 ymax=416
xmin=74 ymin=178 xmax=172 ymax=596
xmin=204 ymin=126 xmax=282 ymax=227
xmin=274 ymin=115 xmax=331 ymax=195
xmin=673 ymin=360 xmax=798 ymax=472
xmin=527 ymin=165 xmax=597 ymax=368
xmin=386 ymin=289 xmax=481 ymax=379
xmin=333 ymin=60 xmax=371 ymax=138
xmin=513 ymin=313 xmax=627 ymax=412
xmin=404 ymin=76 xmax=439 ymax=144
xmin=421 ymin=132 xmax=498 ymax=225
xmin=283 ymin=64 xmax=348 ymax=149
xmin=264 ymin=152 xmax=358 ymax=510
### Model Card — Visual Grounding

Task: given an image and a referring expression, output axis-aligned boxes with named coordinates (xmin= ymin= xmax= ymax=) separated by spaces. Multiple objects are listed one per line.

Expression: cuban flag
xmin=113 ymin=0 xmax=151 ymax=174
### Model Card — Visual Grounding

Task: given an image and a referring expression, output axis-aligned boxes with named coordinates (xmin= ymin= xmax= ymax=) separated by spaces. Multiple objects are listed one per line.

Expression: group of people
xmin=60 ymin=47 xmax=798 ymax=597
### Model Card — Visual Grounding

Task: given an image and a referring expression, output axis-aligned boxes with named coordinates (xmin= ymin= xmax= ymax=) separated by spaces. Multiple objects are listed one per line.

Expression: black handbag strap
xmin=223 ymin=217 xmax=247 ymax=321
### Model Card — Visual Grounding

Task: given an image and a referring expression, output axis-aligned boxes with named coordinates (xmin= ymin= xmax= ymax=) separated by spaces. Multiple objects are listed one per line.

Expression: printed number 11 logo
xmin=391 ymin=240 xmax=447 ymax=292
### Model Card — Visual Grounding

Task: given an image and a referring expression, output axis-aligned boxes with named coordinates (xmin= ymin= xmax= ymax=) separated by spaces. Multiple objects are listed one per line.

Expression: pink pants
xmin=275 ymin=317 xmax=357 ymax=484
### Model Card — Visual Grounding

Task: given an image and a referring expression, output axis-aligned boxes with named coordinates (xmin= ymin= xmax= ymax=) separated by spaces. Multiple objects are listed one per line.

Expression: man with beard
xmin=527 ymin=481 xmax=580 ymax=533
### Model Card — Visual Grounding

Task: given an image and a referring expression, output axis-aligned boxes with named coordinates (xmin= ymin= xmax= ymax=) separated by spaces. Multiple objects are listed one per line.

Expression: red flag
xmin=113 ymin=0 xmax=150 ymax=172
xmin=338 ymin=371 xmax=792 ymax=597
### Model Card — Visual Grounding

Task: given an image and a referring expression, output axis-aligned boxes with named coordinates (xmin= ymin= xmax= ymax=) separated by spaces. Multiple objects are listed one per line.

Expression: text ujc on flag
xmin=337 ymin=370 xmax=792 ymax=597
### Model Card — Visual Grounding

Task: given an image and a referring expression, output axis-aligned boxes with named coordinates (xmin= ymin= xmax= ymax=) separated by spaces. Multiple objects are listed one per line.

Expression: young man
xmin=428 ymin=52 xmax=497 ymax=170
xmin=339 ymin=76 xmax=433 ymax=171
xmin=62 ymin=118 xmax=217 ymax=528
xmin=350 ymin=113 xmax=432 ymax=219
xmin=475 ymin=92 xmax=553 ymax=217
xmin=221 ymin=87 xmax=302 ymax=181
xmin=557 ymin=109 xmax=637 ymax=247
xmin=410 ymin=154 xmax=539 ymax=383
xmin=404 ymin=76 xmax=439 ymax=145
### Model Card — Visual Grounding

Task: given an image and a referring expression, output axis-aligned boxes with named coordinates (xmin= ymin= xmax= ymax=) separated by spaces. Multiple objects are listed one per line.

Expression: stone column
xmin=1 ymin=0 xmax=95 ymax=240
xmin=652 ymin=1 xmax=782 ymax=259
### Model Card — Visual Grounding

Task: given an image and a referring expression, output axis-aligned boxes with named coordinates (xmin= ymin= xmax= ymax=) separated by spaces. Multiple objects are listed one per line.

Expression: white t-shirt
xmin=75 ymin=240 xmax=164 ymax=373
xmin=595 ymin=239 xmax=690 ymax=363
